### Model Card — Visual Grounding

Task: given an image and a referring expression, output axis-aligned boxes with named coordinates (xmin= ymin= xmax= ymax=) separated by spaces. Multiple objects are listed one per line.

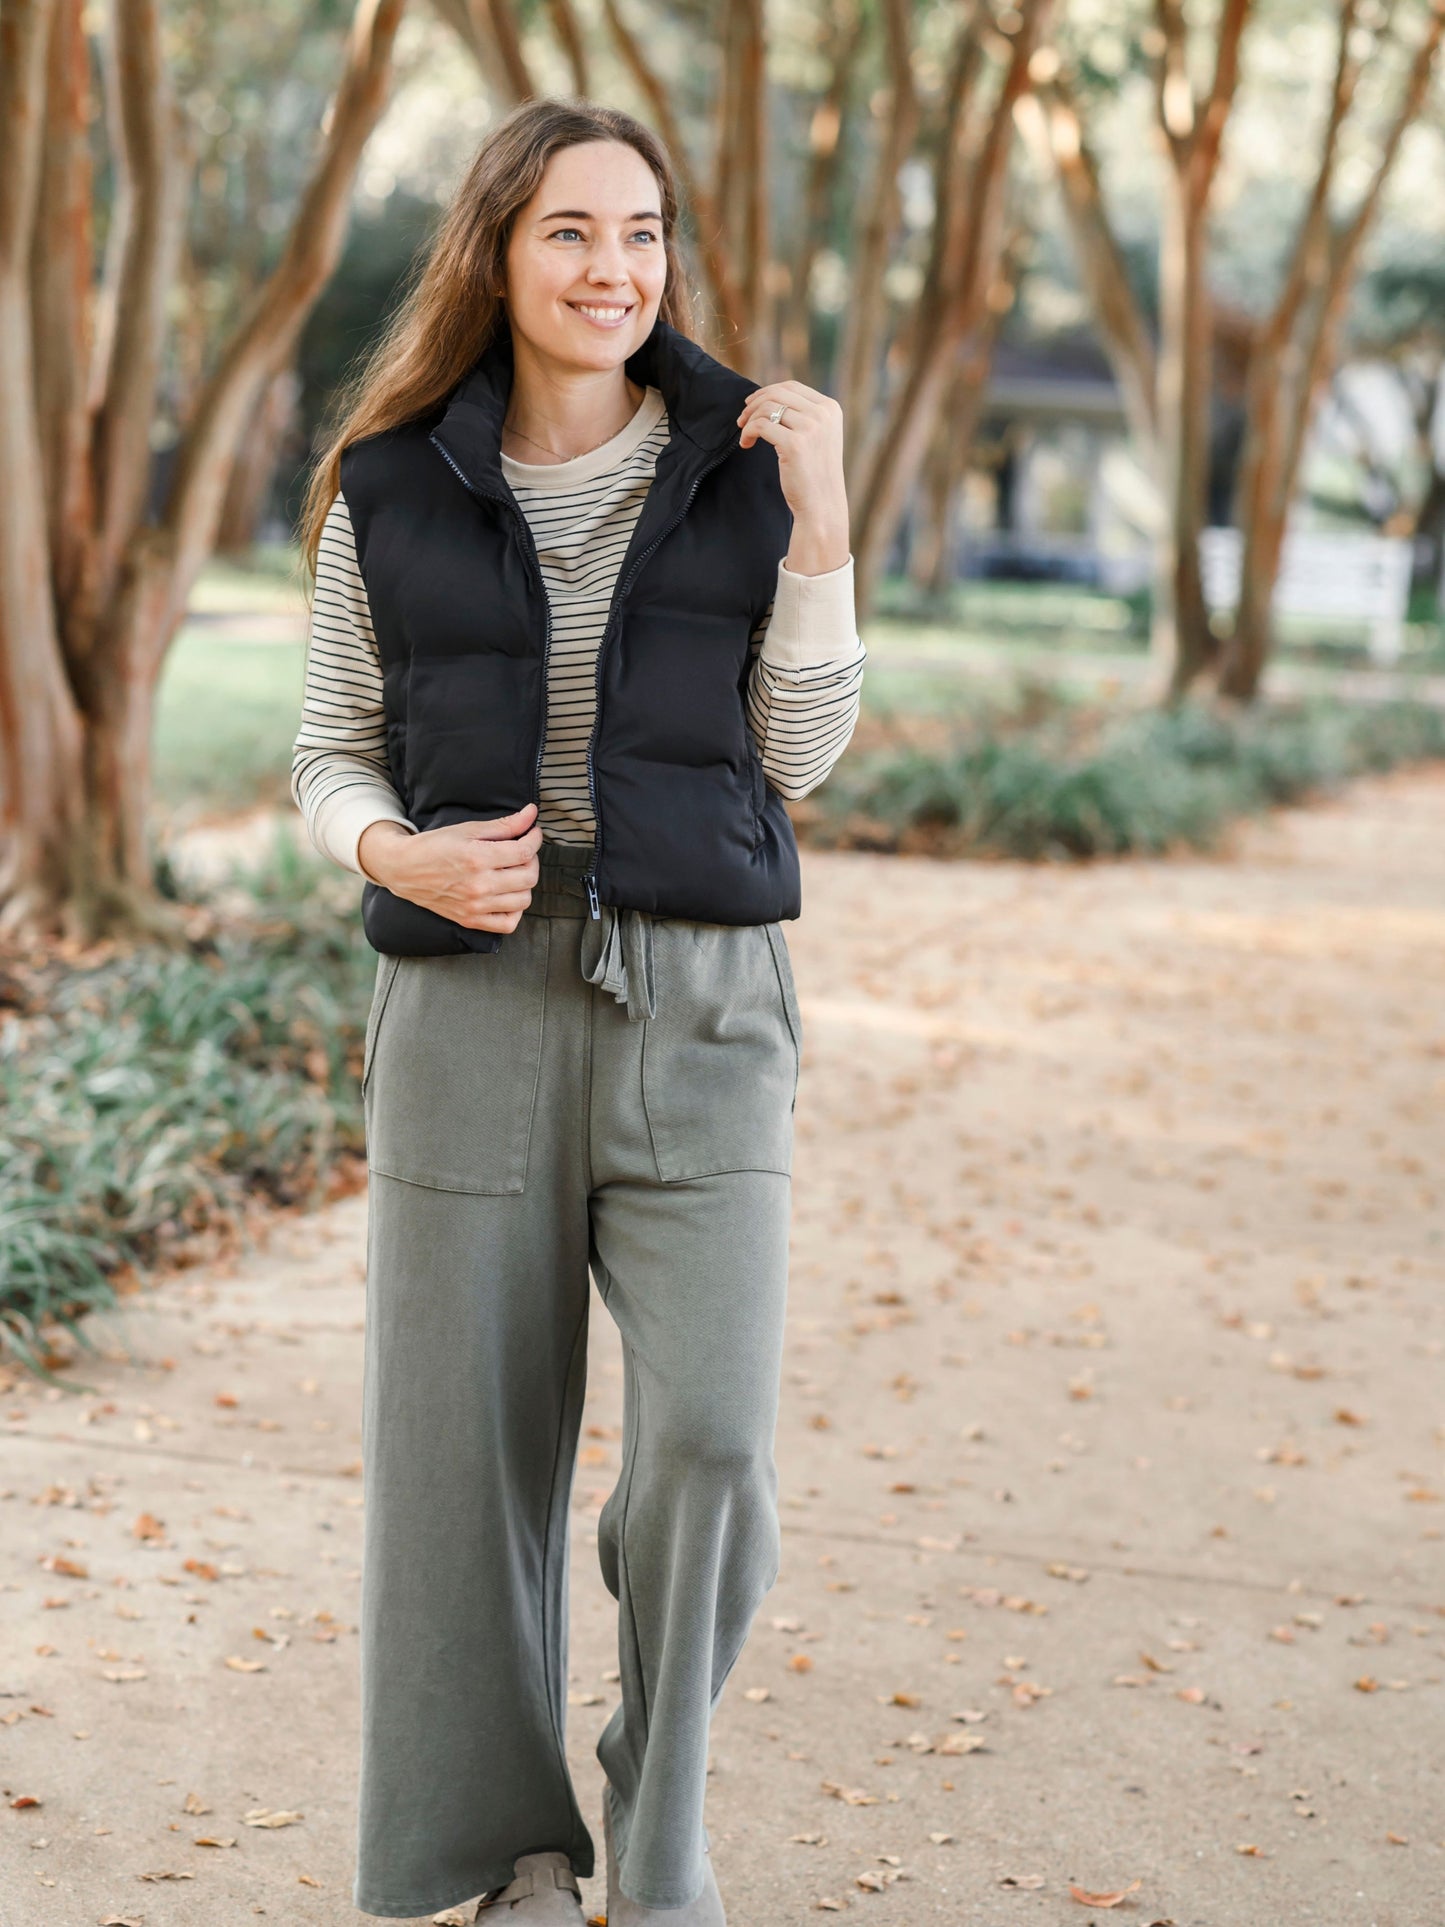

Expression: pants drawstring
xmin=580 ymin=902 xmax=656 ymax=1022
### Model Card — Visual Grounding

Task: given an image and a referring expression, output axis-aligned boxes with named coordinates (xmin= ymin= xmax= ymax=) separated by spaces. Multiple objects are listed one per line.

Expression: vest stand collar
xmin=430 ymin=314 xmax=750 ymax=498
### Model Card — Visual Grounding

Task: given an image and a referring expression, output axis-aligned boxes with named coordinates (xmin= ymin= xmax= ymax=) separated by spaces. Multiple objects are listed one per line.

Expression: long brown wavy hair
xmin=297 ymin=96 xmax=696 ymax=584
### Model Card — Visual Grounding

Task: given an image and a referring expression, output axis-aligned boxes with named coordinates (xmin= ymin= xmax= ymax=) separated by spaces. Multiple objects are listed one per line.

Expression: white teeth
xmin=573 ymin=303 xmax=629 ymax=319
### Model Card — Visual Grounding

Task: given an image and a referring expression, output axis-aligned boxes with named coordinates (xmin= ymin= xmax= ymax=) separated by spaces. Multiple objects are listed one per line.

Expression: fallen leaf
xmin=243 ymin=1808 xmax=303 ymax=1828
xmin=132 ymin=1512 xmax=166 ymax=1541
xmin=743 ymin=1687 xmax=771 ymax=1703
xmin=935 ymin=1732 xmax=986 ymax=1755
xmin=10 ymin=1794 xmax=41 ymax=1808
xmin=101 ymin=1669 xmax=148 ymax=1684
xmin=997 ymin=1872 xmax=1046 ymax=1889
xmin=928 ymin=1831 xmax=954 ymax=1844
xmin=194 ymin=1834 xmax=237 ymax=1848
xmin=788 ymin=1654 xmax=814 ymax=1673
xmin=790 ymin=1831 xmax=827 ymax=1845
xmin=137 ymin=1870 xmax=195 ymax=1881
xmin=39 ymin=1555 xmax=87 ymax=1579
xmin=1069 ymin=1879 xmax=1141 ymax=1907
xmin=224 ymin=1656 xmax=266 ymax=1673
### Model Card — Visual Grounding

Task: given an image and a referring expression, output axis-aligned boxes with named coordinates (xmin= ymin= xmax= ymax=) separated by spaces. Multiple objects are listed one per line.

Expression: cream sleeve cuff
xmin=316 ymin=790 xmax=417 ymax=880
xmin=762 ymin=553 xmax=860 ymax=669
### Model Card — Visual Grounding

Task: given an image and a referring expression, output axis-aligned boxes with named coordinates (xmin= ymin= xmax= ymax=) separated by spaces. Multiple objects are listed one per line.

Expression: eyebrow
xmin=536 ymin=208 xmax=663 ymax=223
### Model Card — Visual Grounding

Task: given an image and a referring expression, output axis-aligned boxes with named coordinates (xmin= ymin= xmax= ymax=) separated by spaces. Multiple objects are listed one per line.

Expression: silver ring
xmin=769 ymin=404 xmax=786 ymax=424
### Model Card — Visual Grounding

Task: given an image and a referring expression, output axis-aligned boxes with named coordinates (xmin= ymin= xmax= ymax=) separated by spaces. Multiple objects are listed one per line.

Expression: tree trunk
xmin=851 ymin=1 xmax=1048 ymax=617
xmin=1153 ymin=162 xmax=1215 ymax=697
xmin=910 ymin=320 xmax=1002 ymax=595
xmin=838 ymin=0 xmax=919 ymax=490
xmin=0 ymin=0 xmax=88 ymax=936
xmin=216 ymin=366 xmax=300 ymax=554
xmin=0 ymin=0 xmax=407 ymax=942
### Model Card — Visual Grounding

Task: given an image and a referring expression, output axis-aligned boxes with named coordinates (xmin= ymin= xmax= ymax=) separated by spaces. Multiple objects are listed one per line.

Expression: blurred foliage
xmin=0 ymin=830 xmax=377 ymax=1384
xmin=805 ymin=691 xmax=1445 ymax=859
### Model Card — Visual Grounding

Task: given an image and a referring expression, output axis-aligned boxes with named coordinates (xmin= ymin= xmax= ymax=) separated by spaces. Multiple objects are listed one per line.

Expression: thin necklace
xmin=504 ymin=395 xmax=642 ymax=464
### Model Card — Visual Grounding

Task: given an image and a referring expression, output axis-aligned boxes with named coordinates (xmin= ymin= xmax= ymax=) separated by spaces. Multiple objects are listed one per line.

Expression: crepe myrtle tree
xmin=1021 ymin=0 xmax=1445 ymax=701
xmin=0 ymin=0 xmax=407 ymax=942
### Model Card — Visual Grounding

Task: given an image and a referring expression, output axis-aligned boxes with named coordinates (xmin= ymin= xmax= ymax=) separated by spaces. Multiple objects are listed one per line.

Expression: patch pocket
xmin=640 ymin=921 xmax=799 ymax=1182
xmin=362 ymin=953 xmax=401 ymax=1095
xmin=363 ymin=923 xmax=549 ymax=1194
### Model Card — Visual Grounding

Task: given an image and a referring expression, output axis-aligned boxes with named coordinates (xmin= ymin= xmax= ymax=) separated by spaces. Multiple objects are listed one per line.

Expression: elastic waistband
xmin=526 ymin=840 xmax=595 ymax=919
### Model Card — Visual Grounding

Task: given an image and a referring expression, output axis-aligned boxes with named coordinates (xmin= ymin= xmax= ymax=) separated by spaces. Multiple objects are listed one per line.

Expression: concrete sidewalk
xmin=2 ymin=771 xmax=1442 ymax=1927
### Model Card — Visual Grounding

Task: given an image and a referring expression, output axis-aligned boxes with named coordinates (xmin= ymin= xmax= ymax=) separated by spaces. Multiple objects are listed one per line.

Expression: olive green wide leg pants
xmin=352 ymin=842 xmax=802 ymax=1920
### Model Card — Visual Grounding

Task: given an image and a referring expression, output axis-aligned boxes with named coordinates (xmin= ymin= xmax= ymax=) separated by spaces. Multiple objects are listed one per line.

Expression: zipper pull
xmin=585 ymin=873 xmax=600 ymax=920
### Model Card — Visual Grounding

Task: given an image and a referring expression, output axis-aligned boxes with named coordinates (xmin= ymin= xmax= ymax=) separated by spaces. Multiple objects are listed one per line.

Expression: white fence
xmin=1199 ymin=526 xmax=1413 ymax=664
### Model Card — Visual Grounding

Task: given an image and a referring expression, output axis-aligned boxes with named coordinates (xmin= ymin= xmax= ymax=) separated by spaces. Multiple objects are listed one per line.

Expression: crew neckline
xmin=501 ymin=384 xmax=666 ymax=492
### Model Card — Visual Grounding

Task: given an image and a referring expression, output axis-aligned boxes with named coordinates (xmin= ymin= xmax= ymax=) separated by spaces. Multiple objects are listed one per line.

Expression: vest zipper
xmin=580 ymin=434 xmax=740 ymax=918
xmin=428 ymin=431 xmax=554 ymax=812
xmin=432 ymin=424 xmax=742 ymax=925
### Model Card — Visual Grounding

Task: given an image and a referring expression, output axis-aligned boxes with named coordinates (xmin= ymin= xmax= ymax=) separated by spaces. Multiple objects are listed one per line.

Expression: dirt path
xmin=3 ymin=771 xmax=1442 ymax=1927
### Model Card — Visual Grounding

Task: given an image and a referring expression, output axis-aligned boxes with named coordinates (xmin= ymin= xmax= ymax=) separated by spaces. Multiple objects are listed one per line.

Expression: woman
xmin=293 ymin=97 xmax=865 ymax=1924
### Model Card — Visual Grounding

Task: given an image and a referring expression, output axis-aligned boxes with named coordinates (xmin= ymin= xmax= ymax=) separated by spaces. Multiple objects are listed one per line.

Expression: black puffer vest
xmin=338 ymin=316 xmax=801 ymax=957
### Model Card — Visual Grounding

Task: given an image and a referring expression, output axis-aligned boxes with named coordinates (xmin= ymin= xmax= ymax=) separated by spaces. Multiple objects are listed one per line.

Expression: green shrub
xmin=0 ymin=829 xmax=376 ymax=1383
xmin=815 ymin=697 xmax=1445 ymax=859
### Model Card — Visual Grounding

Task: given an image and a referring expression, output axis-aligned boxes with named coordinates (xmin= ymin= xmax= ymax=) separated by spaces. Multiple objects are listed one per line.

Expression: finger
xmin=480 ymin=835 xmax=544 ymax=877
xmin=470 ymin=802 xmax=538 ymax=841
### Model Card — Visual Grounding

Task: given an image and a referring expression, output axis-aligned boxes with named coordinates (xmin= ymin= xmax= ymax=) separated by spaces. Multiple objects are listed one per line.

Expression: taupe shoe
xmin=476 ymin=1850 xmax=585 ymax=1923
xmin=603 ymin=1792 xmax=725 ymax=1927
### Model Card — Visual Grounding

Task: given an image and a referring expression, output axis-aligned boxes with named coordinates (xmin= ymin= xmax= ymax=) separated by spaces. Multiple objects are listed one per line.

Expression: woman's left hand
xmin=737 ymin=381 xmax=851 ymax=576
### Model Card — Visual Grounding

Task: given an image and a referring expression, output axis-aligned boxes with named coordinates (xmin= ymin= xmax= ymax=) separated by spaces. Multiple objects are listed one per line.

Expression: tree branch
xmin=1277 ymin=0 xmax=1445 ymax=510
xmin=600 ymin=0 xmax=745 ymax=346
xmin=543 ymin=0 xmax=589 ymax=96
xmin=153 ymin=0 xmax=408 ymax=650
xmin=430 ymin=0 xmax=533 ymax=102
xmin=1018 ymin=73 xmax=1157 ymax=451
xmin=1262 ymin=0 xmax=1362 ymax=356
xmin=30 ymin=0 xmax=95 ymax=625
xmin=91 ymin=0 xmax=187 ymax=607
xmin=838 ymin=0 xmax=921 ymax=484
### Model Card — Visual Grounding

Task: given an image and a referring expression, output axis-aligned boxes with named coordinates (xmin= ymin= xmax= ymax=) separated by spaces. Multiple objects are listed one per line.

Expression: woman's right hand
xmin=357 ymin=802 xmax=543 ymax=933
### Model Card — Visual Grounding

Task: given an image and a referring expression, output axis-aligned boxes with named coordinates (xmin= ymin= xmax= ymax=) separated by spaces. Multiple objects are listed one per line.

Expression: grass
xmin=0 ymin=829 xmax=376 ymax=1385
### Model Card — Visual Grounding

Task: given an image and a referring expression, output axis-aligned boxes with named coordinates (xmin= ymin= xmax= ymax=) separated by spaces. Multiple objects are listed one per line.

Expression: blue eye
xmin=547 ymin=228 xmax=660 ymax=244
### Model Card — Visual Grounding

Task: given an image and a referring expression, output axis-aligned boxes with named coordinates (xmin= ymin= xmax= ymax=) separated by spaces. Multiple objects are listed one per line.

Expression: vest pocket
xmin=640 ymin=921 xmax=798 ymax=1182
xmin=362 ymin=925 xmax=549 ymax=1194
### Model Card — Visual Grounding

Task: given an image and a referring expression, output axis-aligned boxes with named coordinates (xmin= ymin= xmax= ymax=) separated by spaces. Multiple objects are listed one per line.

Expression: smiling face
xmin=502 ymin=140 xmax=668 ymax=376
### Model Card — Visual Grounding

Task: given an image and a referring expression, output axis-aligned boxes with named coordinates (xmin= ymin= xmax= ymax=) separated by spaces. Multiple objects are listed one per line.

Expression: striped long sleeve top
xmin=291 ymin=383 xmax=866 ymax=877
